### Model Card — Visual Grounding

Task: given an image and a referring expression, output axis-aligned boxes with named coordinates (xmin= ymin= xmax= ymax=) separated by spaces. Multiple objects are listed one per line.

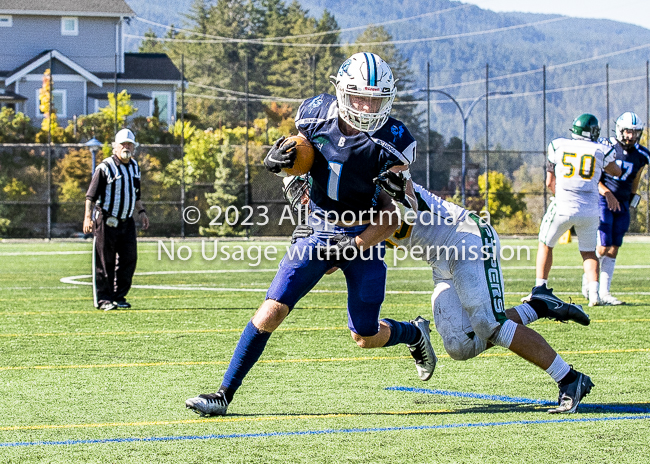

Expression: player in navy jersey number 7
xmin=587 ymin=112 xmax=650 ymax=305
xmin=186 ymin=52 xmax=436 ymax=416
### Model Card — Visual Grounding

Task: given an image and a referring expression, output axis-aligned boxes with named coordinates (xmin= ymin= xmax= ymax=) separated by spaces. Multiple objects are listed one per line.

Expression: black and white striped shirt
xmin=86 ymin=155 xmax=141 ymax=219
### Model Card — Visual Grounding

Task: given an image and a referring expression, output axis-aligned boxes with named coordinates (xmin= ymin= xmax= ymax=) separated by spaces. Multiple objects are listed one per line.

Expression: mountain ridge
xmin=123 ymin=0 xmax=650 ymax=151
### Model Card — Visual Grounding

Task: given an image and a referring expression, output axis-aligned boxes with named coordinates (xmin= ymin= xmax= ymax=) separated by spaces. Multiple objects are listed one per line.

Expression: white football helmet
xmin=615 ymin=112 xmax=644 ymax=147
xmin=331 ymin=52 xmax=396 ymax=132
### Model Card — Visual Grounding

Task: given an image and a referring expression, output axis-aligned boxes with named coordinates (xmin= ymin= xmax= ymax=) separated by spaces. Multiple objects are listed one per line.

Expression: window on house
xmin=152 ymin=92 xmax=172 ymax=124
xmin=61 ymin=17 xmax=78 ymax=36
xmin=0 ymin=15 xmax=12 ymax=27
xmin=36 ymin=89 xmax=67 ymax=118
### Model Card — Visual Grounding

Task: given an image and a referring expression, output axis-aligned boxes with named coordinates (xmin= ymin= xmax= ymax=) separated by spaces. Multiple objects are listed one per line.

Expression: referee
xmin=83 ymin=129 xmax=149 ymax=310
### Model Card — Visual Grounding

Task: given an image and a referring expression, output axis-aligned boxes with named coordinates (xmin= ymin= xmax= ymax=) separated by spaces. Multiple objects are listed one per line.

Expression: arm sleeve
xmin=85 ymin=168 xmax=107 ymax=202
xmin=134 ymin=177 xmax=141 ymax=201
xmin=547 ymin=141 xmax=557 ymax=164
xmin=546 ymin=161 xmax=556 ymax=173
xmin=602 ymin=147 xmax=616 ymax=165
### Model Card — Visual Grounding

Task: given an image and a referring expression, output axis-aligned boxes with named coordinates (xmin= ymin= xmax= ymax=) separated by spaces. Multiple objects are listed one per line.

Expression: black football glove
xmin=316 ymin=234 xmax=358 ymax=262
xmin=373 ymin=170 xmax=407 ymax=203
xmin=264 ymin=136 xmax=297 ymax=174
xmin=291 ymin=224 xmax=314 ymax=244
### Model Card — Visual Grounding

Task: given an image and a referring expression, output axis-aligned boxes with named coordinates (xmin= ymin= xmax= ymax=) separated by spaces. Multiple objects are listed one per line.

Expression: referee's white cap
xmin=115 ymin=128 xmax=136 ymax=145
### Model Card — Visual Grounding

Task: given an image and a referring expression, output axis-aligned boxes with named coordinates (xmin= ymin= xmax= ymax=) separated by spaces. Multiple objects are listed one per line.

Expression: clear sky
xmin=461 ymin=0 xmax=650 ymax=31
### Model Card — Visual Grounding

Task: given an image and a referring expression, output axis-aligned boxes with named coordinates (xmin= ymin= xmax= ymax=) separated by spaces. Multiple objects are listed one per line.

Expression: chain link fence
xmin=1 ymin=143 xmax=648 ymax=238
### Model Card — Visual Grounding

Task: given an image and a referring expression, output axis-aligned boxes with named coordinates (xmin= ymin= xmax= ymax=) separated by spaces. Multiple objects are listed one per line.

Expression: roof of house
xmin=2 ymin=51 xmax=180 ymax=86
xmin=96 ymin=54 xmax=182 ymax=82
xmin=0 ymin=90 xmax=27 ymax=101
xmin=3 ymin=50 xmax=104 ymax=87
xmin=0 ymin=0 xmax=134 ymax=17
xmin=88 ymin=92 xmax=151 ymax=101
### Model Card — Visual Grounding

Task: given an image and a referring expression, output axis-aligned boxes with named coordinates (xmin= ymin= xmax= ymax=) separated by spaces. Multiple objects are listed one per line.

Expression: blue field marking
xmin=386 ymin=386 xmax=650 ymax=414
xmin=2 ymin=415 xmax=650 ymax=448
xmin=387 ymin=386 xmax=554 ymax=405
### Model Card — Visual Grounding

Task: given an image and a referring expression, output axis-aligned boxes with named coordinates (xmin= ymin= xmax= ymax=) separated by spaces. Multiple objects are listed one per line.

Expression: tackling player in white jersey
xmin=290 ymin=174 xmax=595 ymax=414
xmin=533 ymin=114 xmax=621 ymax=306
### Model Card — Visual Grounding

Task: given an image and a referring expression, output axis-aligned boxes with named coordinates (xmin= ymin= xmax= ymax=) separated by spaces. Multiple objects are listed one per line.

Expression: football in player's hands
xmin=264 ymin=136 xmax=297 ymax=174
xmin=373 ymin=170 xmax=407 ymax=201
xmin=280 ymin=136 xmax=315 ymax=176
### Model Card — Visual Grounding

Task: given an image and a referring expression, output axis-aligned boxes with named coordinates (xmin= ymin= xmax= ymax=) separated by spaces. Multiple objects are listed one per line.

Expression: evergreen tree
xmin=138 ymin=29 xmax=166 ymax=54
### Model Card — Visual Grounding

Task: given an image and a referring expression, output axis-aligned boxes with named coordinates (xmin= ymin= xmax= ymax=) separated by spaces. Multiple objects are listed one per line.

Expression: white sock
xmin=588 ymin=281 xmax=599 ymax=302
xmin=535 ymin=278 xmax=548 ymax=287
xmin=600 ymin=256 xmax=616 ymax=295
xmin=546 ymin=354 xmax=571 ymax=383
xmin=513 ymin=303 xmax=538 ymax=325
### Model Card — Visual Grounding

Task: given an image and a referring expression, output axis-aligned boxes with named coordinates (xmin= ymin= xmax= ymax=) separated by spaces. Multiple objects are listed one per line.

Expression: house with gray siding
xmin=0 ymin=0 xmax=181 ymax=128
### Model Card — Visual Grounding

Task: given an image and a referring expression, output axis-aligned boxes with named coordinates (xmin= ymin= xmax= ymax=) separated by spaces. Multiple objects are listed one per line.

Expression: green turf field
xmin=1 ymin=237 xmax=649 ymax=463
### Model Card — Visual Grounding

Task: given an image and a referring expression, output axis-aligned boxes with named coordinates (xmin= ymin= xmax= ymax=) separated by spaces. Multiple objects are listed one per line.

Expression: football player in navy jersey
xmin=186 ymin=52 xmax=436 ymax=417
xmin=588 ymin=112 xmax=650 ymax=305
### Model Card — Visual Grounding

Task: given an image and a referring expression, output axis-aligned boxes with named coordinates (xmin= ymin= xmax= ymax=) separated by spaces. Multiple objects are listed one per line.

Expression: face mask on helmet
xmin=330 ymin=52 xmax=396 ymax=132
xmin=570 ymin=113 xmax=600 ymax=141
xmin=616 ymin=112 xmax=644 ymax=148
xmin=283 ymin=175 xmax=312 ymax=214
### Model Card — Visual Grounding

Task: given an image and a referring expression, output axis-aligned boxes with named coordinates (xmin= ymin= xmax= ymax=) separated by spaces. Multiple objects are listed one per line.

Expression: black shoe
xmin=548 ymin=370 xmax=594 ymax=414
xmin=407 ymin=316 xmax=437 ymax=381
xmin=529 ymin=284 xmax=590 ymax=326
xmin=113 ymin=301 xmax=131 ymax=309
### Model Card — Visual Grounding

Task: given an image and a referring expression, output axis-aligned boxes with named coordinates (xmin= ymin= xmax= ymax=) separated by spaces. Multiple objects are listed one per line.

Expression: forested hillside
xmin=124 ymin=0 xmax=650 ymax=154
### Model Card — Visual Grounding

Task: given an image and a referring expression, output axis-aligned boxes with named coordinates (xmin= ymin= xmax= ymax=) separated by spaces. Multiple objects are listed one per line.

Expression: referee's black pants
xmin=93 ymin=209 xmax=137 ymax=307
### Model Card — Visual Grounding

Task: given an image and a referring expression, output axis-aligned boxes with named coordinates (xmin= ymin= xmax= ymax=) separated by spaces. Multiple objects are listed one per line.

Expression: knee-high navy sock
xmin=381 ymin=318 xmax=420 ymax=347
xmin=220 ymin=321 xmax=272 ymax=403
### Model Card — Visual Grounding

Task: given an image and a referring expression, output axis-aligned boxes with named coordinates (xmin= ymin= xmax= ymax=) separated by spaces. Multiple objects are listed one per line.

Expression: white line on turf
xmin=58 ymin=273 xmax=650 ymax=295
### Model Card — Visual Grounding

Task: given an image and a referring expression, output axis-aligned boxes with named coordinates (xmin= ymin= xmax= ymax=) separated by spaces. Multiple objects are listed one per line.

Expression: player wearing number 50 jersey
xmin=531 ymin=114 xmax=621 ymax=307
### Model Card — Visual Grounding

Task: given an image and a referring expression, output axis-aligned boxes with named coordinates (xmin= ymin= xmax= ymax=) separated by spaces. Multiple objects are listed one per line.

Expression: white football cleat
xmin=186 ymin=392 xmax=229 ymax=416
xmin=600 ymin=294 xmax=625 ymax=306
xmin=588 ymin=298 xmax=602 ymax=307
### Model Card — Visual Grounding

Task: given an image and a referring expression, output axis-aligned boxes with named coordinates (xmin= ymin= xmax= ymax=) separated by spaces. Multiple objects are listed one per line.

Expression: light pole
xmin=425 ymin=89 xmax=512 ymax=206
xmin=85 ymin=137 xmax=103 ymax=174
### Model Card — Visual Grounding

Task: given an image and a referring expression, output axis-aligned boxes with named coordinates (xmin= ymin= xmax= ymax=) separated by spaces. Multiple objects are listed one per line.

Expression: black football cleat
xmin=528 ymin=284 xmax=591 ymax=326
xmin=548 ymin=370 xmax=594 ymax=414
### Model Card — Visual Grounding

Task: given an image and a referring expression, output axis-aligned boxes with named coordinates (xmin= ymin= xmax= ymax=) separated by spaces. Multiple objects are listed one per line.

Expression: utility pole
xmin=426 ymin=62 xmax=431 ymax=190
xmin=181 ymin=54 xmax=186 ymax=238
xmin=47 ymin=51 xmax=53 ymax=240
xmin=543 ymin=65 xmax=547 ymax=212
xmin=114 ymin=52 xmax=118 ymax=134
xmin=244 ymin=53 xmax=250 ymax=238
xmin=646 ymin=61 xmax=649 ymax=233
xmin=606 ymin=63 xmax=610 ymax=136
xmin=484 ymin=63 xmax=489 ymax=214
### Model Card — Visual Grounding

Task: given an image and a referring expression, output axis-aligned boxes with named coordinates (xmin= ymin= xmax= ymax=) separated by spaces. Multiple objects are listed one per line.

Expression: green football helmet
xmin=570 ymin=113 xmax=600 ymax=141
